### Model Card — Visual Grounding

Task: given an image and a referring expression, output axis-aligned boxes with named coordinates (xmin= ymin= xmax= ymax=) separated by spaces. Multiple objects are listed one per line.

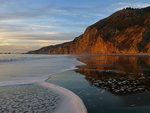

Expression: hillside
xmin=27 ymin=7 xmax=150 ymax=54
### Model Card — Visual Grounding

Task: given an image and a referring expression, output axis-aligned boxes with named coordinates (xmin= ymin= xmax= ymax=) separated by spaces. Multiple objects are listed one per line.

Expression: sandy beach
xmin=0 ymin=54 xmax=87 ymax=113
xmin=40 ymin=82 xmax=87 ymax=113
xmin=0 ymin=84 xmax=60 ymax=113
xmin=0 ymin=83 xmax=87 ymax=113
xmin=0 ymin=82 xmax=87 ymax=113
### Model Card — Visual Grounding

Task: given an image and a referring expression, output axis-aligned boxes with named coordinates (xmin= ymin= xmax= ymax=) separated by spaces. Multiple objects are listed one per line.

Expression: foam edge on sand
xmin=40 ymin=82 xmax=87 ymax=113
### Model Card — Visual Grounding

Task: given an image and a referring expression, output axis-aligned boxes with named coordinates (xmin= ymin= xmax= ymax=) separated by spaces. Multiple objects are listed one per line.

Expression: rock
xmin=27 ymin=6 xmax=150 ymax=54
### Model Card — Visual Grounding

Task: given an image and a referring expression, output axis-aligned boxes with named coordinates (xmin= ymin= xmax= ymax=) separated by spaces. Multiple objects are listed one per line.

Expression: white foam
xmin=0 ymin=54 xmax=88 ymax=113
xmin=40 ymin=82 xmax=87 ymax=113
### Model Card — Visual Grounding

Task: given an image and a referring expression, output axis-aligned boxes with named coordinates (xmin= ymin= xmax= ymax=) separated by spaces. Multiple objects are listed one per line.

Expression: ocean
xmin=0 ymin=54 xmax=86 ymax=113
xmin=1 ymin=54 xmax=150 ymax=113
xmin=0 ymin=54 xmax=79 ymax=86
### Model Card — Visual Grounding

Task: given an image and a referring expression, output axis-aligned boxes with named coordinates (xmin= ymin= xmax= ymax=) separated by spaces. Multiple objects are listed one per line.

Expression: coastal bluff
xmin=27 ymin=7 xmax=150 ymax=54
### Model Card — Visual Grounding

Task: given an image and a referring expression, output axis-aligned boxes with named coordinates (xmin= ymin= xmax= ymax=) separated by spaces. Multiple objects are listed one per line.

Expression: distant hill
xmin=27 ymin=6 xmax=150 ymax=54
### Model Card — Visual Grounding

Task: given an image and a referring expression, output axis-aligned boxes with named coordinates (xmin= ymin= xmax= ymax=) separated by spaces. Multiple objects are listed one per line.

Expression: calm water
xmin=1 ymin=54 xmax=150 ymax=113
xmin=48 ymin=55 xmax=150 ymax=113
xmin=0 ymin=54 xmax=81 ymax=112
xmin=0 ymin=54 xmax=79 ymax=86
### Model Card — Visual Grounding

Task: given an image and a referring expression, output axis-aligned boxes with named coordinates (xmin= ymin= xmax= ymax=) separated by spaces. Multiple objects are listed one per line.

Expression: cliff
xmin=27 ymin=7 xmax=150 ymax=54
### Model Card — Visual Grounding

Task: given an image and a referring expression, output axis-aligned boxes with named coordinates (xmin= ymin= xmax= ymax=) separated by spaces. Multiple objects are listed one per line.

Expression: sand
xmin=0 ymin=84 xmax=60 ymax=113
xmin=0 ymin=55 xmax=87 ymax=113
xmin=40 ymin=82 xmax=87 ymax=113
xmin=0 ymin=82 xmax=87 ymax=113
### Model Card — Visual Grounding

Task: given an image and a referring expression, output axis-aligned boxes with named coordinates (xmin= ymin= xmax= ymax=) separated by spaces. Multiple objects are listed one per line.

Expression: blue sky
xmin=0 ymin=0 xmax=150 ymax=53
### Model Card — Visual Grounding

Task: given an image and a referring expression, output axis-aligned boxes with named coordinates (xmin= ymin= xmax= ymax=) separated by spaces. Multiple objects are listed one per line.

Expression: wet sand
xmin=0 ymin=84 xmax=60 ymax=113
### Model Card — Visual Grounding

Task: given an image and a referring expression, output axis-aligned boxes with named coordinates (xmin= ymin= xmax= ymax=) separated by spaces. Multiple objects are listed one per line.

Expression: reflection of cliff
xmin=75 ymin=56 xmax=150 ymax=95
xmin=28 ymin=7 xmax=150 ymax=54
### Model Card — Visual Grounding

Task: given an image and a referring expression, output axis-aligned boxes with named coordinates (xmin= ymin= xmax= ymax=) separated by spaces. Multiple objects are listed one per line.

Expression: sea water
xmin=2 ymin=54 xmax=150 ymax=113
xmin=0 ymin=54 xmax=79 ymax=86
xmin=48 ymin=55 xmax=150 ymax=113
xmin=0 ymin=54 xmax=87 ymax=113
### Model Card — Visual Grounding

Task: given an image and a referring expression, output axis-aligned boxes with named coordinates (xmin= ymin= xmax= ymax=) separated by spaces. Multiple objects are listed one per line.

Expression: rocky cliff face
xmin=27 ymin=7 xmax=150 ymax=54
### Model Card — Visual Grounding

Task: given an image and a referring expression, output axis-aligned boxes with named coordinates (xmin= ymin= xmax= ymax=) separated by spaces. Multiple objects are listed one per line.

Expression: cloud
xmin=0 ymin=0 xmax=107 ymax=21
xmin=110 ymin=2 xmax=150 ymax=12
xmin=0 ymin=0 xmax=149 ymax=53
xmin=0 ymin=32 xmax=79 ymax=41
xmin=0 ymin=39 xmax=70 ymax=53
xmin=0 ymin=45 xmax=39 ymax=53
xmin=0 ymin=21 xmax=59 ymax=33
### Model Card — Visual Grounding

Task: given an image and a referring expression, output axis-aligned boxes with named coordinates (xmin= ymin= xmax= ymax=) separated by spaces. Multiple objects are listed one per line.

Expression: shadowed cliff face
xmin=28 ymin=7 xmax=150 ymax=54
xmin=75 ymin=55 xmax=150 ymax=95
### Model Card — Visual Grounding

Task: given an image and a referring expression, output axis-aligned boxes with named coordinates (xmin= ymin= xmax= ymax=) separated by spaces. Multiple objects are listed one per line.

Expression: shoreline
xmin=1 ymin=54 xmax=150 ymax=113
xmin=0 ymin=81 xmax=87 ymax=113
xmin=40 ymin=82 xmax=87 ymax=113
xmin=74 ymin=53 xmax=150 ymax=57
xmin=2 ymin=53 xmax=150 ymax=56
xmin=0 ymin=55 xmax=87 ymax=113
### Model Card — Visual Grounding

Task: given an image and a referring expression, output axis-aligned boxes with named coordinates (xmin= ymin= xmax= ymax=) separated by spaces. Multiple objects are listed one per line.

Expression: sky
xmin=0 ymin=0 xmax=150 ymax=53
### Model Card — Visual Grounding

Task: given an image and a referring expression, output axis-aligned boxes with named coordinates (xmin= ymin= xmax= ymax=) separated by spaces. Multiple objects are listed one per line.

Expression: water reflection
xmin=76 ymin=55 xmax=150 ymax=95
